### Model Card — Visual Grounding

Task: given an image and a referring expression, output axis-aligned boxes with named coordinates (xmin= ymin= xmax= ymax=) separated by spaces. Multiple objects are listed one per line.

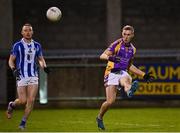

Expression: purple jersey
xmin=104 ymin=38 xmax=136 ymax=76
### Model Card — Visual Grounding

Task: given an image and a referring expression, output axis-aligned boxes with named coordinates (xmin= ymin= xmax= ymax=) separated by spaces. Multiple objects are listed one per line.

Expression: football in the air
xmin=46 ymin=7 xmax=62 ymax=22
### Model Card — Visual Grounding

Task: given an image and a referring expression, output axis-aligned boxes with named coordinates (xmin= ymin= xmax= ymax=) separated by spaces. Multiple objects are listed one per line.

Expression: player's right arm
xmin=9 ymin=44 xmax=20 ymax=79
xmin=9 ymin=55 xmax=20 ymax=79
xmin=100 ymin=39 xmax=121 ymax=62
xmin=9 ymin=43 xmax=18 ymax=70
xmin=8 ymin=55 xmax=16 ymax=70
xmin=100 ymin=49 xmax=113 ymax=60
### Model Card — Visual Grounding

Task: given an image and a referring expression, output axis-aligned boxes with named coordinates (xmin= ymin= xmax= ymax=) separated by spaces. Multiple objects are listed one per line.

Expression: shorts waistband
xmin=111 ymin=69 xmax=127 ymax=74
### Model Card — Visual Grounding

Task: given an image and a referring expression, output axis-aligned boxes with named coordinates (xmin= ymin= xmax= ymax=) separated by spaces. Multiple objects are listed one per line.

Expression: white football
xmin=46 ymin=7 xmax=62 ymax=22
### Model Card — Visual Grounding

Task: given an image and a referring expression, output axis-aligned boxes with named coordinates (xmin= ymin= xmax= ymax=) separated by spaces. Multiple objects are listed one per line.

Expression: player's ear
xmin=131 ymin=33 xmax=134 ymax=38
xmin=21 ymin=30 xmax=23 ymax=36
xmin=31 ymin=26 xmax=34 ymax=34
xmin=121 ymin=31 xmax=124 ymax=37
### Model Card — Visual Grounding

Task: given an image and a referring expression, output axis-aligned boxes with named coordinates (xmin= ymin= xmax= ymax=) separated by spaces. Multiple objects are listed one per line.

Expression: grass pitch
xmin=1 ymin=108 xmax=180 ymax=132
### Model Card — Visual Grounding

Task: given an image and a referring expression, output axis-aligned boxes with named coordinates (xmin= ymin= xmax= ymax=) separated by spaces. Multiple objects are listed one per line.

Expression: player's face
xmin=21 ymin=26 xmax=33 ymax=40
xmin=122 ymin=30 xmax=134 ymax=43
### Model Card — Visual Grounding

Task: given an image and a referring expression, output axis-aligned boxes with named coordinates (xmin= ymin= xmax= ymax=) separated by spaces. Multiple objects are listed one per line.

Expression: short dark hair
xmin=122 ymin=25 xmax=134 ymax=33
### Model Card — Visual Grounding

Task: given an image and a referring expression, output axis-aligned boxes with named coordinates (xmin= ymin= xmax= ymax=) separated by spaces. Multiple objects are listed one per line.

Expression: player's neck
xmin=23 ymin=38 xmax=32 ymax=44
xmin=125 ymin=43 xmax=131 ymax=47
xmin=122 ymin=39 xmax=131 ymax=47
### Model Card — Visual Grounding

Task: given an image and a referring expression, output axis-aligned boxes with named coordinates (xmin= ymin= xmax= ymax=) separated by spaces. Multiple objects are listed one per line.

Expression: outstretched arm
xmin=129 ymin=64 xmax=145 ymax=77
xmin=129 ymin=64 xmax=154 ymax=82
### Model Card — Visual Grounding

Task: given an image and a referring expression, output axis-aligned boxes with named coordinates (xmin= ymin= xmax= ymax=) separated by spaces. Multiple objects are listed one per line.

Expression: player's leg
xmin=24 ymin=84 xmax=38 ymax=119
xmin=6 ymin=86 xmax=27 ymax=119
xmin=119 ymin=74 xmax=139 ymax=97
xmin=6 ymin=78 xmax=28 ymax=119
xmin=119 ymin=74 xmax=132 ymax=92
xmin=19 ymin=84 xmax=38 ymax=130
xmin=128 ymin=80 xmax=139 ymax=97
xmin=96 ymin=85 xmax=117 ymax=130
xmin=98 ymin=85 xmax=117 ymax=119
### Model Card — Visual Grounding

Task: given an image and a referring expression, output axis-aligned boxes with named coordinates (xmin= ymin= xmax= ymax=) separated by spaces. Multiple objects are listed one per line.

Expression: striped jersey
xmin=10 ymin=38 xmax=43 ymax=78
xmin=104 ymin=38 xmax=136 ymax=76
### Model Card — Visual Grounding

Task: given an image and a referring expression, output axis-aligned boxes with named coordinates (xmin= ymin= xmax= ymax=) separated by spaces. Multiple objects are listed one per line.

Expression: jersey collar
xmin=21 ymin=38 xmax=34 ymax=45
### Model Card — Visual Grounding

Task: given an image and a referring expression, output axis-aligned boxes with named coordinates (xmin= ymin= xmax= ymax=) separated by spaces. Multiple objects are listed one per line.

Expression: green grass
xmin=1 ymin=108 xmax=180 ymax=132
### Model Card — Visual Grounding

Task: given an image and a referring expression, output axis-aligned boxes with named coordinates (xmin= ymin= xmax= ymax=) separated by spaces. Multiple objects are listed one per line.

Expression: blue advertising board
xmin=131 ymin=63 xmax=180 ymax=97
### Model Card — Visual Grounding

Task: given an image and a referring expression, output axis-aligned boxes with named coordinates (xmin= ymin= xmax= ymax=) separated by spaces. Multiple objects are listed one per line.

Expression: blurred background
xmin=0 ymin=0 xmax=180 ymax=108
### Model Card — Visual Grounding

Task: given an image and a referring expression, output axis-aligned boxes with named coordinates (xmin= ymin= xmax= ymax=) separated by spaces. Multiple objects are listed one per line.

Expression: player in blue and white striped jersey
xmin=11 ymin=38 xmax=42 ymax=79
xmin=6 ymin=23 xmax=49 ymax=130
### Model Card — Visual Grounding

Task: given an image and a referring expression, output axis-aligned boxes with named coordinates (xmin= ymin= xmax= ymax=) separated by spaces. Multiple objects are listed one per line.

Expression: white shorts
xmin=105 ymin=70 xmax=130 ymax=86
xmin=17 ymin=77 xmax=39 ymax=87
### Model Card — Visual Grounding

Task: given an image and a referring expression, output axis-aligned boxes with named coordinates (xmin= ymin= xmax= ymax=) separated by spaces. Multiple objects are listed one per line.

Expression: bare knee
xmin=120 ymin=77 xmax=132 ymax=92
xmin=19 ymin=99 xmax=27 ymax=105
xmin=106 ymin=99 xmax=115 ymax=106
xmin=124 ymin=84 xmax=131 ymax=92
xmin=27 ymin=97 xmax=35 ymax=104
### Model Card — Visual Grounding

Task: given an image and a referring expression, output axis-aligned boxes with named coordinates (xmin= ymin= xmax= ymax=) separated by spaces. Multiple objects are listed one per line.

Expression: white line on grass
xmin=115 ymin=122 xmax=175 ymax=128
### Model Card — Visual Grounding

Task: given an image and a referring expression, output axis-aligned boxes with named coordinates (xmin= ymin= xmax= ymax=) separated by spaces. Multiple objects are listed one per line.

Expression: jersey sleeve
xmin=37 ymin=44 xmax=43 ymax=57
xmin=131 ymin=44 xmax=136 ymax=55
xmin=107 ymin=39 xmax=122 ymax=54
xmin=10 ymin=43 xmax=19 ymax=57
xmin=107 ymin=40 xmax=119 ymax=52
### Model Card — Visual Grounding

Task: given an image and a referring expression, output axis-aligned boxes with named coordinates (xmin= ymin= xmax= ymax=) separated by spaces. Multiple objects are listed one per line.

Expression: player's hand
xmin=143 ymin=72 xmax=154 ymax=83
xmin=108 ymin=56 xmax=121 ymax=63
xmin=12 ymin=68 xmax=21 ymax=80
xmin=44 ymin=67 xmax=50 ymax=74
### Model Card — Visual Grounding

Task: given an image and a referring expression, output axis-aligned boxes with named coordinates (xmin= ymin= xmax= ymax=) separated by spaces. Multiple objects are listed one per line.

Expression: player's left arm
xmin=129 ymin=64 xmax=154 ymax=83
xmin=38 ymin=56 xmax=47 ymax=69
xmin=129 ymin=45 xmax=154 ymax=82
xmin=128 ymin=45 xmax=144 ymax=77
xmin=37 ymin=43 xmax=50 ymax=73
xmin=38 ymin=56 xmax=50 ymax=74
xmin=129 ymin=64 xmax=145 ymax=77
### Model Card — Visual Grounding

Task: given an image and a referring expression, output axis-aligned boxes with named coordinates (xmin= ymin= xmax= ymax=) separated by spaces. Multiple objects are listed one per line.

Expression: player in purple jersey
xmin=96 ymin=25 xmax=154 ymax=130
xmin=6 ymin=23 xmax=50 ymax=130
